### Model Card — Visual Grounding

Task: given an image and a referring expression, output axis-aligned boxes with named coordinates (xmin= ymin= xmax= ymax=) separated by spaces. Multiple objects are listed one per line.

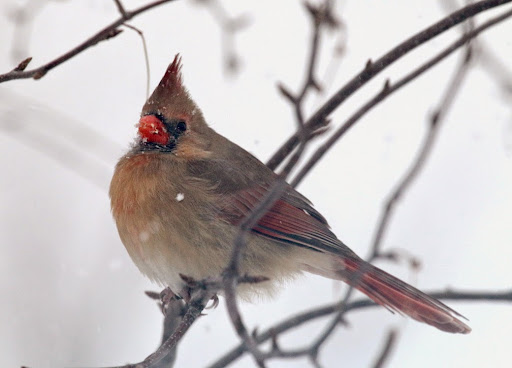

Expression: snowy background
xmin=1 ymin=1 xmax=511 ymax=367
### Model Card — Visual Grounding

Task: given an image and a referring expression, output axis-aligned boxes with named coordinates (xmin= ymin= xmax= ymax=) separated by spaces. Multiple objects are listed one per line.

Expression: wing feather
xmin=218 ymin=184 xmax=350 ymax=256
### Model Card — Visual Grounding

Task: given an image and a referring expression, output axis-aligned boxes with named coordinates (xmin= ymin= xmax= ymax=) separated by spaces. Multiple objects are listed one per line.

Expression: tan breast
xmin=109 ymin=152 xmax=228 ymax=291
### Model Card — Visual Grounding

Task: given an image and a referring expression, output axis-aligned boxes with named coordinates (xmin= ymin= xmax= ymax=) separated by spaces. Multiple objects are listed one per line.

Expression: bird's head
xmin=137 ymin=55 xmax=211 ymax=158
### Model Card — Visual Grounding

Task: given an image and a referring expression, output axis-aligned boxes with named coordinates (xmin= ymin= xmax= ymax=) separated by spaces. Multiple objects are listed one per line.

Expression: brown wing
xmin=217 ymin=183 xmax=353 ymax=256
xmin=186 ymin=155 xmax=350 ymax=256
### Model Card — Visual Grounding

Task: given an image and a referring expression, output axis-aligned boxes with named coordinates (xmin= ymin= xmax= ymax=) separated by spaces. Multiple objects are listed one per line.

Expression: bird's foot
xmin=159 ymin=287 xmax=182 ymax=314
xmin=178 ymin=273 xmax=219 ymax=308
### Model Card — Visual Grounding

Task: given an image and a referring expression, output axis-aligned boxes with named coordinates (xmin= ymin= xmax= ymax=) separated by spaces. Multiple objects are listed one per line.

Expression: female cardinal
xmin=110 ymin=55 xmax=470 ymax=334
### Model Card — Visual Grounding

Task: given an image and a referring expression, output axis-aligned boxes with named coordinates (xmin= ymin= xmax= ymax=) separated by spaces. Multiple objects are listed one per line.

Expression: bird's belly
xmin=118 ymin=214 xmax=229 ymax=294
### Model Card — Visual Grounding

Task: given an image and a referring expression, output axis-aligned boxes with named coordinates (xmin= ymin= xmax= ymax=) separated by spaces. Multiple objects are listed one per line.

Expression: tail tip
xmin=427 ymin=317 xmax=471 ymax=334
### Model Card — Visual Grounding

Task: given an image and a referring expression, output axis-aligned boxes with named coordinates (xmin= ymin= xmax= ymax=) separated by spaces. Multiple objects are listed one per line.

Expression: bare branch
xmin=208 ymin=7 xmax=512 ymax=367
xmin=222 ymin=178 xmax=290 ymax=367
xmin=290 ymin=5 xmax=512 ymax=187
xmin=275 ymin=0 xmax=342 ymax=157
xmin=5 ymin=1 xmax=511 ymax=367
xmin=257 ymin=20 xmax=483 ymax=363
xmin=207 ymin=289 xmax=512 ymax=368
xmin=153 ymin=297 xmax=186 ymax=368
xmin=104 ymin=288 xmax=212 ymax=368
xmin=220 ymin=2 xmax=338 ymax=365
xmin=0 ymin=0 xmax=176 ymax=83
xmin=113 ymin=0 xmax=129 ymax=19
xmin=267 ymin=0 xmax=512 ymax=170
xmin=216 ymin=4 xmax=512 ymax=367
xmin=193 ymin=0 xmax=250 ymax=74
xmin=369 ymin=33 xmax=475 ymax=259
xmin=478 ymin=43 xmax=512 ymax=95
xmin=371 ymin=330 xmax=398 ymax=368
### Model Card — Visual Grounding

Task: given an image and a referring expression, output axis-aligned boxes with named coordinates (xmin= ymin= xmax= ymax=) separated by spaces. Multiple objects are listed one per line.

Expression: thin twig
xmin=211 ymin=6 xmax=512 ymax=368
xmin=442 ymin=0 xmax=512 ymax=94
xmin=114 ymin=0 xmax=129 ymax=19
xmin=194 ymin=0 xmax=250 ymax=74
xmin=104 ymin=289 xmax=211 ymax=368
xmin=0 ymin=0 xmax=176 ymax=83
xmin=207 ymin=289 xmax=512 ymax=368
xmin=122 ymin=23 xmax=151 ymax=98
xmin=478 ymin=43 xmax=512 ymax=94
xmin=276 ymin=1 xmax=339 ymax=157
xmin=222 ymin=173 xmax=305 ymax=367
xmin=371 ymin=330 xmax=398 ymax=368
xmin=271 ymin=20 xmax=480 ymax=363
xmin=153 ymin=298 xmax=186 ymax=368
xmin=222 ymin=178 xmax=293 ymax=367
xmin=266 ymin=0 xmax=512 ymax=170
xmin=220 ymin=3 xmax=337 ymax=366
xmin=369 ymin=30 xmax=475 ymax=259
xmin=290 ymin=6 xmax=512 ymax=187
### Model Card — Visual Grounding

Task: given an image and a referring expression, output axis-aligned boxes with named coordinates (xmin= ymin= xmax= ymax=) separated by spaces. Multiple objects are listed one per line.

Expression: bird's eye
xmin=176 ymin=121 xmax=187 ymax=132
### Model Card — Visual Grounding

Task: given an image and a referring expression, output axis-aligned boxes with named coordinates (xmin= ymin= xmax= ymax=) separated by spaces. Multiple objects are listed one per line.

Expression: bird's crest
xmin=159 ymin=54 xmax=183 ymax=91
xmin=142 ymin=54 xmax=191 ymax=117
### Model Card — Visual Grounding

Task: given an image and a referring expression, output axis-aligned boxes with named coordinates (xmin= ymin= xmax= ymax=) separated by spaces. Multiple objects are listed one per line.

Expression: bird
xmin=110 ymin=54 xmax=471 ymax=334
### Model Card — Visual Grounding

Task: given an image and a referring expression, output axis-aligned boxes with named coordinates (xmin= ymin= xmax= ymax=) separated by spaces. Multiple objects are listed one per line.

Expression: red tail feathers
xmin=338 ymin=257 xmax=471 ymax=334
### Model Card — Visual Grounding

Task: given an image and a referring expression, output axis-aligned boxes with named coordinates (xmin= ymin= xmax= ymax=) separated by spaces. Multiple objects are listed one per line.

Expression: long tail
xmin=336 ymin=257 xmax=471 ymax=334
